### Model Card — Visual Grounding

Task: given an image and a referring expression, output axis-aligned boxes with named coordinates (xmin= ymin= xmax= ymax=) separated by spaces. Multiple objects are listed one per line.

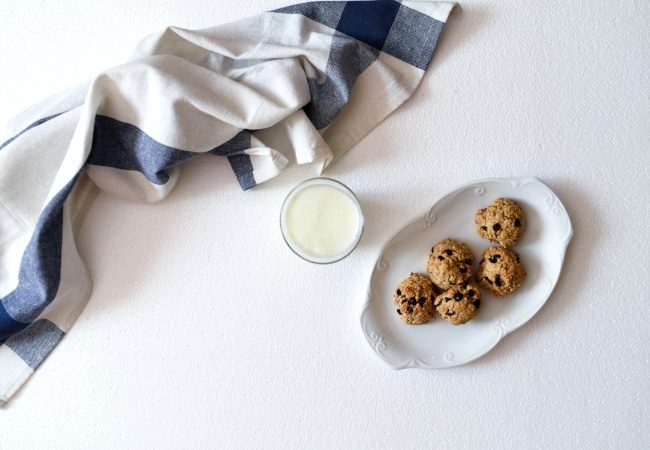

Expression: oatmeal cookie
xmin=476 ymin=247 xmax=526 ymax=296
xmin=475 ymin=198 xmax=526 ymax=247
xmin=425 ymin=238 xmax=474 ymax=290
xmin=434 ymin=282 xmax=482 ymax=325
xmin=393 ymin=272 xmax=438 ymax=324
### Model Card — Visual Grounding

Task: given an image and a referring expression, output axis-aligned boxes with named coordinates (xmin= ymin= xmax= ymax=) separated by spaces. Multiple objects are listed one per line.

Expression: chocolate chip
xmin=396 ymin=309 xmax=402 ymax=315
xmin=418 ymin=298 xmax=426 ymax=307
xmin=459 ymin=266 xmax=467 ymax=274
xmin=445 ymin=249 xmax=453 ymax=256
xmin=401 ymin=298 xmax=407 ymax=304
xmin=432 ymin=247 xmax=435 ymax=252
xmin=464 ymin=258 xmax=471 ymax=265
xmin=516 ymin=256 xmax=521 ymax=262
xmin=454 ymin=292 xmax=463 ymax=301
xmin=472 ymin=300 xmax=481 ymax=309
xmin=493 ymin=223 xmax=501 ymax=232
xmin=438 ymin=255 xmax=444 ymax=261
xmin=409 ymin=297 xmax=417 ymax=306
xmin=481 ymin=226 xmax=487 ymax=231
xmin=406 ymin=306 xmax=413 ymax=313
xmin=446 ymin=311 xmax=455 ymax=316
xmin=396 ymin=289 xmax=401 ymax=296
xmin=490 ymin=254 xmax=502 ymax=263
xmin=467 ymin=289 xmax=475 ymax=297
xmin=495 ymin=275 xmax=502 ymax=287
xmin=483 ymin=276 xmax=493 ymax=285
xmin=514 ymin=218 xmax=521 ymax=227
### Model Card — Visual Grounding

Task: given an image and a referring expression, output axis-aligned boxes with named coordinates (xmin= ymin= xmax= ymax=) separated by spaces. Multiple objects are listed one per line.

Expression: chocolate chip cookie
xmin=393 ymin=272 xmax=439 ymax=324
xmin=476 ymin=247 xmax=526 ymax=296
xmin=425 ymin=238 xmax=474 ymax=290
xmin=434 ymin=282 xmax=482 ymax=325
xmin=475 ymin=198 xmax=526 ymax=247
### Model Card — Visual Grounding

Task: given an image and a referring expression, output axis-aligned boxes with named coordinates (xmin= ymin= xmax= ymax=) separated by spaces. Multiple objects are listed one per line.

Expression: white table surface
xmin=1 ymin=1 xmax=649 ymax=448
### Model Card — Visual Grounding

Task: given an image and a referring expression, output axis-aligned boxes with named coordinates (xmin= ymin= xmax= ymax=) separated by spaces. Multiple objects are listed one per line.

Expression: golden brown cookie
xmin=475 ymin=198 xmax=526 ymax=247
xmin=476 ymin=247 xmax=526 ymax=296
xmin=425 ymin=238 xmax=474 ymax=290
xmin=434 ymin=282 xmax=482 ymax=325
xmin=393 ymin=272 xmax=438 ymax=324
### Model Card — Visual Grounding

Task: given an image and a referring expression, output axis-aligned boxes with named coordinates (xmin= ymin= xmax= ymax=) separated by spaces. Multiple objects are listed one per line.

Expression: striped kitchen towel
xmin=0 ymin=0 xmax=455 ymax=404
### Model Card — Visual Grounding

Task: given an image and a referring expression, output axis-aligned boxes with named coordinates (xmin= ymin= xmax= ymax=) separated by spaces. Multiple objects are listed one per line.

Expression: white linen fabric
xmin=0 ymin=0 xmax=455 ymax=405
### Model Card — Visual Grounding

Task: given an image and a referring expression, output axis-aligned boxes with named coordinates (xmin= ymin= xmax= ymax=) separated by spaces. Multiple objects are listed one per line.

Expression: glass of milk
xmin=280 ymin=177 xmax=364 ymax=264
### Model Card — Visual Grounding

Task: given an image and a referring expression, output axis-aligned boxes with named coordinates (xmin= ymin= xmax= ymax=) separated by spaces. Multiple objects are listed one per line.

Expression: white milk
xmin=284 ymin=183 xmax=362 ymax=261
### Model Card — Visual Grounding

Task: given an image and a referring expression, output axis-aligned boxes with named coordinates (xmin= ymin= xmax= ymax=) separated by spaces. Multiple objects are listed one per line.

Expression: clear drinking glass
xmin=280 ymin=177 xmax=365 ymax=264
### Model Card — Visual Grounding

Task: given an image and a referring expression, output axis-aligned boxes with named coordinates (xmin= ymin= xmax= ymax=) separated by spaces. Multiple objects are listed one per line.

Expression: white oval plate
xmin=360 ymin=178 xmax=573 ymax=369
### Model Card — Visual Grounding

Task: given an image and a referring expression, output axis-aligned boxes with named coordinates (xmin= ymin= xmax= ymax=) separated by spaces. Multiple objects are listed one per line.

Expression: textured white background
xmin=1 ymin=0 xmax=649 ymax=448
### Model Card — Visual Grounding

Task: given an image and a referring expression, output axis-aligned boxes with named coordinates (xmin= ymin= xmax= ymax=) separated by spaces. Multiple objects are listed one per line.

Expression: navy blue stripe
xmin=227 ymin=153 xmax=255 ymax=190
xmin=0 ymin=173 xmax=80 ymax=341
xmin=336 ymin=0 xmax=401 ymax=51
xmin=275 ymin=0 xmax=441 ymax=129
xmin=88 ymin=116 xmax=257 ymax=190
xmin=0 ymin=112 xmax=65 ymax=151
xmin=209 ymin=130 xmax=256 ymax=190
xmin=4 ymin=319 xmax=64 ymax=369
xmin=209 ymin=130 xmax=252 ymax=156
xmin=88 ymin=115 xmax=197 ymax=185
xmin=0 ymin=309 xmax=25 ymax=342
xmin=382 ymin=4 xmax=445 ymax=70
xmin=273 ymin=1 xmax=346 ymax=29
xmin=304 ymin=32 xmax=379 ymax=129
xmin=275 ymin=0 xmax=445 ymax=70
